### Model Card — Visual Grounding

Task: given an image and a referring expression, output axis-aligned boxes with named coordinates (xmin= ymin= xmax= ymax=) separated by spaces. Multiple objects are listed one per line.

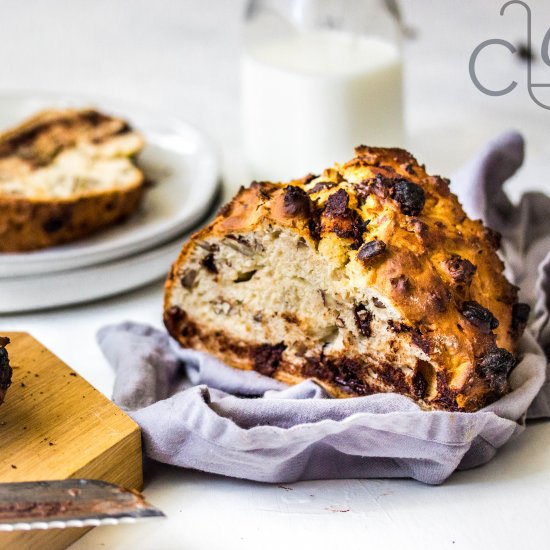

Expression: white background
xmin=1 ymin=1 xmax=550 ymax=548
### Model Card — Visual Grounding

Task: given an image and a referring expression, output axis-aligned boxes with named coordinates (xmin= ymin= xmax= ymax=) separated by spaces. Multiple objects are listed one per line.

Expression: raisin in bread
xmin=164 ymin=146 xmax=529 ymax=412
xmin=0 ymin=108 xmax=145 ymax=251
xmin=0 ymin=337 xmax=11 ymax=406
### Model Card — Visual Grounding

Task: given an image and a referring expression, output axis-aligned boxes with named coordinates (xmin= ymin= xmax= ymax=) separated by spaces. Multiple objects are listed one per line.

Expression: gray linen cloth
xmin=98 ymin=131 xmax=550 ymax=484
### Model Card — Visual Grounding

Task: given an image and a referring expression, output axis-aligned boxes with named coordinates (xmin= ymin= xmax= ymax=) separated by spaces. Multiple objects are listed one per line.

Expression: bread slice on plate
xmin=0 ymin=336 xmax=11 ymax=406
xmin=0 ymin=108 xmax=145 ymax=252
xmin=164 ymin=146 xmax=529 ymax=412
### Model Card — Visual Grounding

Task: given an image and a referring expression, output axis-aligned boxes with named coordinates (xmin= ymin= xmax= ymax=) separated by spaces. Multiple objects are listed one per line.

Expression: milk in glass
xmin=242 ymin=29 xmax=403 ymax=181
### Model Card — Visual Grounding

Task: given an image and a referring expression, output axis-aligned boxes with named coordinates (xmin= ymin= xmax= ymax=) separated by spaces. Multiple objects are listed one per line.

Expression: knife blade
xmin=0 ymin=479 xmax=165 ymax=531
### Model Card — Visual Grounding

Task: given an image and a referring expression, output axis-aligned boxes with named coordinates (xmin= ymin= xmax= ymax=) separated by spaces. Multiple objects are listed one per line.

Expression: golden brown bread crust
xmin=164 ymin=146 xmax=529 ymax=411
xmin=0 ymin=336 xmax=11 ymax=406
xmin=0 ymin=108 xmax=145 ymax=252
xmin=0 ymin=187 xmax=144 ymax=252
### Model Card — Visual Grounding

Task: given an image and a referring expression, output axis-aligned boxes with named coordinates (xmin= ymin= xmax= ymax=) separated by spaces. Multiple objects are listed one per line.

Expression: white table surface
xmin=1 ymin=1 xmax=550 ymax=548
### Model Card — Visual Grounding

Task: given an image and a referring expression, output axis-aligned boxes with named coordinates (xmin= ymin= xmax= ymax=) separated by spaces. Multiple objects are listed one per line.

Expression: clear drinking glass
xmin=241 ymin=0 xmax=404 ymax=181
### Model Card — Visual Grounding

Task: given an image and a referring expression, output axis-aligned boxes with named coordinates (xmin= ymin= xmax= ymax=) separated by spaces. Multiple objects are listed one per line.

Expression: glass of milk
xmin=241 ymin=0 xmax=404 ymax=181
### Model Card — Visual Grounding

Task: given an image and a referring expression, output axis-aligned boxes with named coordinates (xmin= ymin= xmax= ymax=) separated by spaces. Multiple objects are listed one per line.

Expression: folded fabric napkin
xmin=98 ymin=131 xmax=550 ymax=484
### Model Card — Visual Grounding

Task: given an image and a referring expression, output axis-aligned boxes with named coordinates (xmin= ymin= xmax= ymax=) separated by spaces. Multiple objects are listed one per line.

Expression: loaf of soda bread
xmin=0 ymin=108 xmax=145 ymax=251
xmin=164 ymin=146 xmax=529 ymax=411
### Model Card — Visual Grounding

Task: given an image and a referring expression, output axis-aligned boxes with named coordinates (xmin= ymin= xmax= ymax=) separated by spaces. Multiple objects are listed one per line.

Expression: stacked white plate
xmin=0 ymin=93 xmax=220 ymax=313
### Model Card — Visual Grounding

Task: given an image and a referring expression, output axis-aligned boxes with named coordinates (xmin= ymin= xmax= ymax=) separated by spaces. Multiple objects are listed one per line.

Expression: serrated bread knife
xmin=0 ymin=479 xmax=164 ymax=531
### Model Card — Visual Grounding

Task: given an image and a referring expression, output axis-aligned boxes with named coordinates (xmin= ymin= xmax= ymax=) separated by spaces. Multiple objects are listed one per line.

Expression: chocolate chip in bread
xmin=0 ymin=337 xmax=12 ymax=406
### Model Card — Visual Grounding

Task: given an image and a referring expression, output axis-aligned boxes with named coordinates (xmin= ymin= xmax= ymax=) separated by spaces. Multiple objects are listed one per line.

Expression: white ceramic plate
xmin=0 ymin=228 xmax=190 ymax=313
xmin=0 ymin=92 xmax=219 ymax=278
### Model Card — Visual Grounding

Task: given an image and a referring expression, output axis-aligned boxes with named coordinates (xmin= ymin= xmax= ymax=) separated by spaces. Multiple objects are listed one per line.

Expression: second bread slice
xmin=0 ymin=108 xmax=146 ymax=251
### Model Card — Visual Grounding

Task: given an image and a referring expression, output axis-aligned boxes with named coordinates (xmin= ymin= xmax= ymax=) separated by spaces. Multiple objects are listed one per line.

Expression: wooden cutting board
xmin=0 ymin=332 xmax=142 ymax=550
